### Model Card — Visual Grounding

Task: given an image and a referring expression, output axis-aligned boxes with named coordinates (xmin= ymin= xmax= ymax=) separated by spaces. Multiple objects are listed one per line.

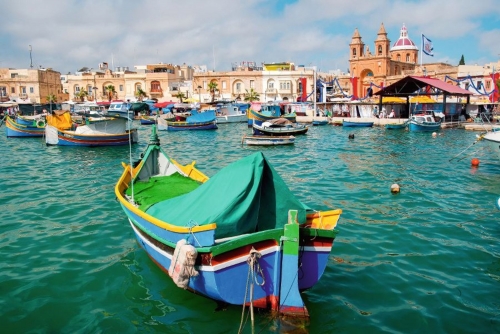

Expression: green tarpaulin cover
xmin=146 ymin=152 xmax=308 ymax=239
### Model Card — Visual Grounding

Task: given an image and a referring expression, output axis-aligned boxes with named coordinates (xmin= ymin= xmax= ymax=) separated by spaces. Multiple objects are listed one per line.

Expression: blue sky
xmin=0 ymin=0 xmax=499 ymax=74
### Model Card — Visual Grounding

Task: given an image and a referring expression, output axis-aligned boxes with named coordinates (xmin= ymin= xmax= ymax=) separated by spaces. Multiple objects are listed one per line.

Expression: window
xmin=203 ymin=81 xmax=207 ymax=90
xmin=88 ymin=85 xmax=92 ymax=94
xmin=250 ymin=80 xmax=254 ymax=89
xmin=477 ymin=81 xmax=482 ymax=90
xmin=30 ymin=87 xmax=34 ymax=93
xmin=119 ymin=85 xmax=123 ymax=91
xmin=151 ymin=81 xmax=161 ymax=91
xmin=378 ymin=45 xmax=382 ymax=55
xmin=352 ymin=48 xmax=357 ymax=57
xmin=397 ymin=54 xmax=401 ymax=61
xmin=0 ymin=86 xmax=6 ymax=97
xmin=279 ymin=81 xmax=291 ymax=90
xmin=21 ymin=87 xmax=26 ymax=94
xmin=11 ymin=87 xmax=15 ymax=93
xmin=222 ymin=81 xmax=227 ymax=89
xmin=486 ymin=81 xmax=491 ymax=89
xmin=236 ymin=83 xmax=241 ymax=92
xmin=406 ymin=54 xmax=410 ymax=62
xmin=465 ymin=83 xmax=470 ymax=90
xmin=268 ymin=81 xmax=274 ymax=89
xmin=75 ymin=86 xmax=80 ymax=92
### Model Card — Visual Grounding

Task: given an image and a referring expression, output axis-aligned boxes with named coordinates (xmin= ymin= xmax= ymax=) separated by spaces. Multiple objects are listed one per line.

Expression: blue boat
xmin=5 ymin=116 xmax=45 ymax=137
xmin=408 ymin=114 xmax=441 ymax=132
xmin=114 ymin=126 xmax=342 ymax=317
xmin=157 ymin=110 xmax=217 ymax=131
xmin=385 ymin=121 xmax=408 ymax=130
xmin=248 ymin=102 xmax=296 ymax=127
xmin=342 ymin=120 xmax=374 ymax=127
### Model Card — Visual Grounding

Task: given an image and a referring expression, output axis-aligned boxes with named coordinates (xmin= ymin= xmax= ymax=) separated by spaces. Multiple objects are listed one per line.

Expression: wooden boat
xmin=242 ymin=134 xmax=295 ymax=146
xmin=157 ymin=110 xmax=217 ymax=131
xmin=385 ymin=121 xmax=408 ymax=130
xmin=252 ymin=118 xmax=308 ymax=136
xmin=408 ymin=114 xmax=441 ymax=132
xmin=247 ymin=103 xmax=296 ymax=127
xmin=45 ymin=111 xmax=138 ymax=146
xmin=115 ymin=126 xmax=341 ymax=317
xmin=215 ymin=102 xmax=247 ymax=124
xmin=139 ymin=116 xmax=156 ymax=125
xmin=342 ymin=120 xmax=374 ymax=127
xmin=312 ymin=119 xmax=329 ymax=126
xmin=5 ymin=115 xmax=46 ymax=137
xmin=331 ymin=120 xmax=343 ymax=126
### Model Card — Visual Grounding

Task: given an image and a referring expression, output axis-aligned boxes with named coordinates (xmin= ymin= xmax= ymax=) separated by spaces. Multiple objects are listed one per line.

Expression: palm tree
xmin=47 ymin=94 xmax=57 ymax=113
xmin=135 ymin=88 xmax=147 ymax=101
xmin=105 ymin=85 xmax=116 ymax=101
xmin=208 ymin=81 xmax=218 ymax=102
xmin=76 ymin=90 xmax=88 ymax=102
xmin=244 ymin=88 xmax=260 ymax=102
xmin=173 ymin=91 xmax=186 ymax=103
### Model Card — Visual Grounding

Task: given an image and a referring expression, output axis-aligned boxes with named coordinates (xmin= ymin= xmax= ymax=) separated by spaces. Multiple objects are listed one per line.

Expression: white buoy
xmin=496 ymin=197 xmax=500 ymax=210
xmin=432 ymin=132 xmax=437 ymax=138
xmin=391 ymin=183 xmax=400 ymax=194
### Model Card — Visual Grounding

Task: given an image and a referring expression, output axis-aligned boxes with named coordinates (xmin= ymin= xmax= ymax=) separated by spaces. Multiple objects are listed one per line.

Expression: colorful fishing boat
xmin=139 ymin=116 xmax=156 ymax=125
xmin=312 ymin=119 xmax=329 ymax=126
xmin=408 ymin=114 xmax=441 ymax=132
xmin=342 ymin=120 xmax=374 ymax=127
xmin=5 ymin=115 xmax=46 ymax=137
xmin=215 ymin=102 xmax=247 ymax=124
xmin=45 ymin=111 xmax=138 ymax=146
xmin=242 ymin=134 xmax=295 ymax=146
xmin=247 ymin=102 xmax=296 ymax=127
xmin=157 ymin=110 xmax=217 ymax=131
xmin=115 ymin=126 xmax=341 ymax=317
xmin=252 ymin=118 xmax=308 ymax=136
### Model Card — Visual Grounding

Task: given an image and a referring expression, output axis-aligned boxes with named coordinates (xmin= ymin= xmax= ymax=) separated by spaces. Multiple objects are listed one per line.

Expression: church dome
xmin=390 ymin=24 xmax=418 ymax=51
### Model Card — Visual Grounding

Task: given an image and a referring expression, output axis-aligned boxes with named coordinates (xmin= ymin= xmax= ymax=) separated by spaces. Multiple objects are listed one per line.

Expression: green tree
xmin=76 ymin=89 xmax=88 ymax=102
xmin=173 ymin=91 xmax=185 ymax=103
xmin=47 ymin=93 xmax=57 ymax=112
xmin=244 ymin=88 xmax=260 ymax=102
xmin=135 ymin=88 xmax=147 ymax=101
xmin=459 ymin=55 xmax=465 ymax=65
xmin=207 ymin=81 xmax=218 ymax=102
xmin=105 ymin=85 xmax=116 ymax=101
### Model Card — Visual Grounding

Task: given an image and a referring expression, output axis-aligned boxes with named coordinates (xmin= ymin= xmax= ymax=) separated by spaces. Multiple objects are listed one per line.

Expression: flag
xmin=422 ymin=34 xmax=434 ymax=56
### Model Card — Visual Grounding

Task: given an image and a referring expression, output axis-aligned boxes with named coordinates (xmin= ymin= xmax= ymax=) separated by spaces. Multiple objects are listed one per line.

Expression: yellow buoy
xmin=391 ymin=183 xmax=400 ymax=194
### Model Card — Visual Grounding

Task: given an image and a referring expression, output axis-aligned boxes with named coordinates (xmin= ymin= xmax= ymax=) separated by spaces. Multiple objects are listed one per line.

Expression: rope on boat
xmin=448 ymin=134 xmax=485 ymax=162
xmin=187 ymin=220 xmax=202 ymax=247
xmin=238 ymin=248 xmax=265 ymax=334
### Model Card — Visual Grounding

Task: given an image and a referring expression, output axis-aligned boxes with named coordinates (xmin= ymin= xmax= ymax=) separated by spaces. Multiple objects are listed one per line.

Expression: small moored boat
xmin=115 ymin=126 xmax=341 ymax=317
xmin=242 ymin=134 xmax=295 ymax=146
xmin=342 ymin=120 xmax=374 ymax=127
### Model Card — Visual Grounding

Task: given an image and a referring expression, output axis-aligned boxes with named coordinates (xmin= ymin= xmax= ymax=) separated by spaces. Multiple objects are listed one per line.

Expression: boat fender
xmin=168 ymin=239 xmax=199 ymax=289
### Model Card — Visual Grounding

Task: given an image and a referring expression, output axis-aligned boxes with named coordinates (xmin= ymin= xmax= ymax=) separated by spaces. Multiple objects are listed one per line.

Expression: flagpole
xmin=420 ymin=33 xmax=423 ymax=67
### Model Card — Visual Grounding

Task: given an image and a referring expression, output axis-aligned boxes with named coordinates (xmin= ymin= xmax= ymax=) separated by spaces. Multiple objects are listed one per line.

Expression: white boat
xmin=216 ymin=103 xmax=247 ymax=123
xmin=408 ymin=113 xmax=441 ymax=132
xmin=481 ymin=128 xmax=500 ymax=160
xmin=242 ymin=135 xmax=295 ymax=146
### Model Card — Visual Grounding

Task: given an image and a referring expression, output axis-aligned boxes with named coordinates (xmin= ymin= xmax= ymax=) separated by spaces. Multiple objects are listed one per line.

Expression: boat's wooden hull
xmin=45 ymin=125 xmax=138 ymax=146
xmin=342 ymin=121 xmax=374 ymax=127
xmin=248 ymin=109 xmax=296 ymax=127
xmin=243 ymin=135 xmax=295 ymax=146
xmin=5 ymin=116 xmax=45 ymax=137
xmin=158 ymin=120 xmax=217 ymax=131
xmin=408 ymin=121 xmax=441 ymax=132
xmin=252 ymin=124 xmax=308 ymax=136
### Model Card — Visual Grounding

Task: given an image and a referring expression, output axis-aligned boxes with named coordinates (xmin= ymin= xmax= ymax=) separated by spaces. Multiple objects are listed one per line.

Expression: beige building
xmin=62 ymin=62 xmax=194 ymax=102
xmin=193 ymin=61 xmax=317 ymax=103
xmin=0 ymin=67 xmax=67 ymax=104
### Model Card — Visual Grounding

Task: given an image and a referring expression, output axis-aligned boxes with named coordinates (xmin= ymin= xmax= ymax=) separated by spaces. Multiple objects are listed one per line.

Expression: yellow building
xmin=0 ymin=67 xmax=67 ymax=104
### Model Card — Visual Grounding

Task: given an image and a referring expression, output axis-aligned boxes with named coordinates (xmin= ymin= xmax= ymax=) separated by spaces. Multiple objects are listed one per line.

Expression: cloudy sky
xmin=1 ymin=0 xmax=499 ymax=75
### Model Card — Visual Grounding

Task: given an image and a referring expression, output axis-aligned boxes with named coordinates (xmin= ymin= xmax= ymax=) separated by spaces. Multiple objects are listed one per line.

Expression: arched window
xmin=397 ymin=54 xmax=401 ymax=61
xmin=352 ymin=48 xmax=357 ymax=57
xmin=378 ymin=45 xmax=382 ymax=55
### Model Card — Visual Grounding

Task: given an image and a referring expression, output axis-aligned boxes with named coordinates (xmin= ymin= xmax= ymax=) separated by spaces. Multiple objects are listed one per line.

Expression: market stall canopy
xmin=184 ymin=97 xmax=199 ymax=103
xmin=382 ymin=97 xmax=405 ymax=103
xmin=409 ymin=96 xmax=437 ymax=103
xmin=374 ymin=76 xmax=474 ymax=97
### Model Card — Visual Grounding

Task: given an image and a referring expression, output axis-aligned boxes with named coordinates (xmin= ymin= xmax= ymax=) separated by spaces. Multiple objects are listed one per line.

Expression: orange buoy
xmin=471 ymin=158 xmax=480 ymax=167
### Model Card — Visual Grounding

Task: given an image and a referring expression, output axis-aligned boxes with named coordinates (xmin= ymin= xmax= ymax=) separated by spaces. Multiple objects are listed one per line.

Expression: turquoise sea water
xmin=0 ymin=122 xmax=499 ymax=333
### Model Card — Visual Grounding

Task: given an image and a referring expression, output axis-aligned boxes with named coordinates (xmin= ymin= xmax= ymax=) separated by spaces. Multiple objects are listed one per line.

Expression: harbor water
xmin=0 ymin=122 xmax=499 ymax=333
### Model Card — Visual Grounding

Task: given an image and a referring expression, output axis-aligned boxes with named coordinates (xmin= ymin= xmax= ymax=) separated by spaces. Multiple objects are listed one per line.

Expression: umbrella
xmin=184 ymin=97 xmax=199 ymax=103
xmin=410 ymin=96 xmax=436 ymax=103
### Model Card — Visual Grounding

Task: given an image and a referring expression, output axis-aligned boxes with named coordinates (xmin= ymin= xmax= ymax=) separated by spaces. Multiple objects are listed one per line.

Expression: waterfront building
xmin=0 ymin=67 xmax=67 ymax=104
xmin=61 ymin=62 xmax=194 ymax=102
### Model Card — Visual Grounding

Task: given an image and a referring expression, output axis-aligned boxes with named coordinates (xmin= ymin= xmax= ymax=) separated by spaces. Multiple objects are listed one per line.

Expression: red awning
xmin=154 ymin=101 xmax=175 ymax=108
xmin=375 ymin=76 xmax=473 ymax=96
